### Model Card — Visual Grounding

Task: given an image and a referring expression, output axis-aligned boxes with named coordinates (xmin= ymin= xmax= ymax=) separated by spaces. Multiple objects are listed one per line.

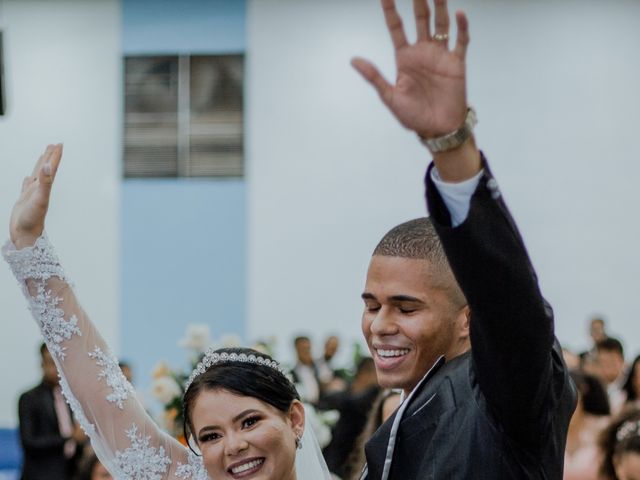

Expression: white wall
xmin=247 ymin=0 xmax=640 ymax=365
xmin=0 ymin=0 xmax=121 ymax=427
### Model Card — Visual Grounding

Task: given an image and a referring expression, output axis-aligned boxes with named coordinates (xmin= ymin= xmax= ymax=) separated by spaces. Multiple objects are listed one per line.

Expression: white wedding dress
xmin=3 ymin=234 xmax=332 ymax=480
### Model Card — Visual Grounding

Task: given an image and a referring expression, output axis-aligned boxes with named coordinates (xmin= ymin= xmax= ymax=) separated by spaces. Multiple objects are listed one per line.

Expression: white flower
xmin=178 ymin=324 xmax=212 ymax=353
xmin=303 ymin=403 xmax=333 ymax=448
xmin=251 ymin=342 xmax=269 ymax=355
xmin=151 ymin=361 xmax=172 ymax=379
xmin=219 ymin=334 xmax=241 ymax=348
xmin=152 ymin=376 xmax=182 ymax=405
xmin=318 ymin=409 xmax=340 ymax=427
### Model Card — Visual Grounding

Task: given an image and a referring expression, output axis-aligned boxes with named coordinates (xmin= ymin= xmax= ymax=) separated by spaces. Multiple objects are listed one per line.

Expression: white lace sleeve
xmin=2 ymin=234 xmax=209 ymax=480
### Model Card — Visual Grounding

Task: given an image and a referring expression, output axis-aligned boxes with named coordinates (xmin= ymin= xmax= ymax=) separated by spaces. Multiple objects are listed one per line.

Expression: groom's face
xmin=362 ymin=255 xmax=464 ymax=394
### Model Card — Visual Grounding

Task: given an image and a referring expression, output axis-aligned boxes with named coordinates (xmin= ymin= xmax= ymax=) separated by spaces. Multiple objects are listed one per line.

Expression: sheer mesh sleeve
xmin=3 ymin=234 xmax=209 ymax=480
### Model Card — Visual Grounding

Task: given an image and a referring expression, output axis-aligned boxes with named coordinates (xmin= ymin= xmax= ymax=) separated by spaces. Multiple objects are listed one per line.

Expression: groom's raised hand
xmin=10 ymin=144 xmax=63 ymax=249
xmin=352 ymin=0 xmax=481 ymax=182
xmin=351 ymin=0 xmax=470 ymax=139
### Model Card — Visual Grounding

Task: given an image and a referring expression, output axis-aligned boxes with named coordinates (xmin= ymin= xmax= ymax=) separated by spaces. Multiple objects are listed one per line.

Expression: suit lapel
xmin=363 ymin=355 xmax=446 ymax=480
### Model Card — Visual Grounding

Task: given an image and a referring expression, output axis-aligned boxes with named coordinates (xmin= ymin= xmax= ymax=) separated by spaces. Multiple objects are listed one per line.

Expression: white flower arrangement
xmin=178 ymin=324 xmax=213 ymax=353
xmin=304 ymin=404 xmax=339 ymax=449
xmin=219 ymin=334 xmax=242 ymax=349
xmin=152 ymin=375 xmax=182 ymax=405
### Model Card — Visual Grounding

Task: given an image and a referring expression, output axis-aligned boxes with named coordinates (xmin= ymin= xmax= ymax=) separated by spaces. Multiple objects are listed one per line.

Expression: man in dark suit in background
xmin=18 ymin=344 xmax=84 ymax=480
xmin=352 ymin=0 xmax=577 ymax=478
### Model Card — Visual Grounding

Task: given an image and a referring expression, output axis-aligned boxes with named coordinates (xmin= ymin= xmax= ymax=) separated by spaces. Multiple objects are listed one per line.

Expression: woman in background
xmin=599 ymin=408 xmax=640 ymax=480
xmin=622 ymin=355 xmax=640 ymax=409
xmin=564 ymin=371 xmax=610 ymax=480
xmin=75 ymin=454 xmax=113 ymax=480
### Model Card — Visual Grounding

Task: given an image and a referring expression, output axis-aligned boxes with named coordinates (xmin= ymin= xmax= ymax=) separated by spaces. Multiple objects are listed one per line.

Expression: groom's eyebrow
xmin=389 ymin=295 xmax=423 ymax=304
xmin=362 ymin=293 xmax=424 ymax=304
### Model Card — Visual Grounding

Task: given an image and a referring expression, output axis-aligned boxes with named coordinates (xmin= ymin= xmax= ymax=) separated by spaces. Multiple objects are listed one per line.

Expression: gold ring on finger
xmin=433 ymin=33 xmax=449 ymax=42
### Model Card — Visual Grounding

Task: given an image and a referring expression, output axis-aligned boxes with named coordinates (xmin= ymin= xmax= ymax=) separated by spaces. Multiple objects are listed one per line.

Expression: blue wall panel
xmin=123 ymin=0 xmax=246 ymax=54
xmin=121 ymin=179 xmax=246 ymax=400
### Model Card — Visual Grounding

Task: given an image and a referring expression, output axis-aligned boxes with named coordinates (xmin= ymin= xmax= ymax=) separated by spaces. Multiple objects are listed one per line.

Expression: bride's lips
xmin=227 ymin=457 xmax=265 ymax=479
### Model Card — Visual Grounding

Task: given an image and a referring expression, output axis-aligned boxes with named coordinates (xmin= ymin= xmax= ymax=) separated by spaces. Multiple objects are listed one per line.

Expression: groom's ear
xmin=457 ymin=305 xmax=471 ymax=340
xmin=288 ymin=399 xmax=305 ymax=435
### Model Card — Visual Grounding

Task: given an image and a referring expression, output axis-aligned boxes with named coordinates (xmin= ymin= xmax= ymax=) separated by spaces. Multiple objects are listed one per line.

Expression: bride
xmin=3 ymin=144 xmax=332 ymax=480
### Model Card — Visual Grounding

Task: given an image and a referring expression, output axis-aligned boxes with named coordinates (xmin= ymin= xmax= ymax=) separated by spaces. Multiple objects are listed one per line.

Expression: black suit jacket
xmin=18 ymin=382 xmax=76 ymax=480
xmin=322 ymin=385 xmax=381 ymax=477
xmin=363 ymin=158 xmax=577 ymax=479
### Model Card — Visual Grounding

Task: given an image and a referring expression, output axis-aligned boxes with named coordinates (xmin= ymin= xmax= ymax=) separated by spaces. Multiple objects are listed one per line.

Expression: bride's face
xmin=192 ymin=389 xmax=304 ymax=480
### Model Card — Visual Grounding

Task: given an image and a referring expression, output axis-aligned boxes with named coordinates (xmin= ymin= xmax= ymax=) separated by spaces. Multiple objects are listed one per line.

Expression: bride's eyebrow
xmin=232 ymin=409 xmax=261 ymax=423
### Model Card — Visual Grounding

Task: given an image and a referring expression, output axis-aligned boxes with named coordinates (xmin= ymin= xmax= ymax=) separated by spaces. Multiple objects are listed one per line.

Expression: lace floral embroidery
xmin=175 ymin=451 xmax=209 ymax=480
xmin=114 ymin=424 xmax=172 ymax=480
xmin=33 ymin=285 xmax=82 ymax=359
xmin=1 ymin=234 xmax=67 ymax=282
xmin=88 ymin=346 xmax=134 ymax=409
xmin=58 ymin=376 xmax=96 ymax=436
xmin=2 ymin=235 xmax=81 ymax=359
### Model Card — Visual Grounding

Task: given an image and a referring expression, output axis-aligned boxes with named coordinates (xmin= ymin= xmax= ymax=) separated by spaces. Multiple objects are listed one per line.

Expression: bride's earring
xmin=295 ymin=433 xmax=303 ymax=450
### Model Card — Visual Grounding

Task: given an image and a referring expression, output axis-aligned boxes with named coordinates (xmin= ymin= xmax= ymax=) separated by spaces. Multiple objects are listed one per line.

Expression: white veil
xmin=296 ymin=407 xmax=333 ymax=480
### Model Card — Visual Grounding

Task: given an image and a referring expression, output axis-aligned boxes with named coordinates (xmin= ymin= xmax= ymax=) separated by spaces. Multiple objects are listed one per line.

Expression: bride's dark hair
xmin=183 ymin=347 xmax=300 ymax=453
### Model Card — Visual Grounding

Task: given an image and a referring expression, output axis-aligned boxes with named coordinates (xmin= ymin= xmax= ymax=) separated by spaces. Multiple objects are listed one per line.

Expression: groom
xmin=353 ymin=0 xmax=576 ymax=478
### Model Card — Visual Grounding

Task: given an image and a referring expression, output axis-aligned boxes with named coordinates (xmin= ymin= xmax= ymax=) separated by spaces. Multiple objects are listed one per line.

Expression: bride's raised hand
xmin=10 ymin=144 xmax=63 ymax=249
xmin=352 ymin=0 xmax=470 ymax=139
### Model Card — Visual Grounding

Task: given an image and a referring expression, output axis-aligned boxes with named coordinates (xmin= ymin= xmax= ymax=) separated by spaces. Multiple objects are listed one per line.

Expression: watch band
xmin=419 ymin=107 xmax=477 ymax=154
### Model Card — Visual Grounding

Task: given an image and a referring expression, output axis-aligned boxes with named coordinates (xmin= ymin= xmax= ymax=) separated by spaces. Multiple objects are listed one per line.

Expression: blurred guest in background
xmin=563 ymin=348 xmax=582 ymax=371
xmin=622 ymin=355 xmax=640 ymax=410
xmin=596 ymin=338 xmax=627 ymax=414
xmin=117 ymin=361 xmax=132 ymax=383
xmin=18 ymin=344 xmax=85 ymax=480
xmin=74 ymin=453 xmax=112 ymax=480
xmin=564 ymin=370 xmax=610 ymax=480
xmin=321 ymin=357 xmax=380 ymax=478
xmin=590 ymin=317 xmax=609 ymax=347
xmin=580 ymin=317 xmax=609 ymax=365
xmin=317 ymin=335 xmax=348 ymax=394
xmin=599 ymin=408 xmax=640 ymax=480
xmin=317 ymin=335 xmax=340 ymax=383
xmin=291 ymin=335 xmax=322 ymax=403
xmin=343 ymin=390 xmax=401 ymax=480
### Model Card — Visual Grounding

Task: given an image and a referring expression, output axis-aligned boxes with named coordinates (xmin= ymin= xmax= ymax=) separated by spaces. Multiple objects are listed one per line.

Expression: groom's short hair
xmin=373 ymin=217 xmax=445 ymax=262
xmin=373 ymin=217 xmax=466 ymax=308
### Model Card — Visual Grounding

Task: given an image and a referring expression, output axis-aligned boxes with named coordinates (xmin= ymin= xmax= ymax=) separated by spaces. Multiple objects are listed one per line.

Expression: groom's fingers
xmin=433 ymin=0 xmax=450 ymax=45
xmin=382 ymin=0 xmax=408 ymax=51
xmin=453 ymin=11 xmax=470 ymax=60
xmin=413 ymin=0 xmax=431 ymax=41
xmin=351 ymin=58 xmax=393 ymax=107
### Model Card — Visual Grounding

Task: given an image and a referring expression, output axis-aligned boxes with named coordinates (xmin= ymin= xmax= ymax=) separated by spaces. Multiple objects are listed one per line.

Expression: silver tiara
xmin=184 ymin=349 xmax=284 ymax=392
xmin=616 ymin=419 xmax=640 ymax=442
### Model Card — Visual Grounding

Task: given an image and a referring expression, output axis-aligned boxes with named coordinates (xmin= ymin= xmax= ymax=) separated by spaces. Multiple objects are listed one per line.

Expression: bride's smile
xmin=189 ymin=376 xmax=305 ymax=480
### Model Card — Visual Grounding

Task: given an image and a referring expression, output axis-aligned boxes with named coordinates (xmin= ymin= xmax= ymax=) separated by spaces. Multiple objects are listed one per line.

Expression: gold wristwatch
xmin=420 ymin=107 xmax=477 ymax=154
